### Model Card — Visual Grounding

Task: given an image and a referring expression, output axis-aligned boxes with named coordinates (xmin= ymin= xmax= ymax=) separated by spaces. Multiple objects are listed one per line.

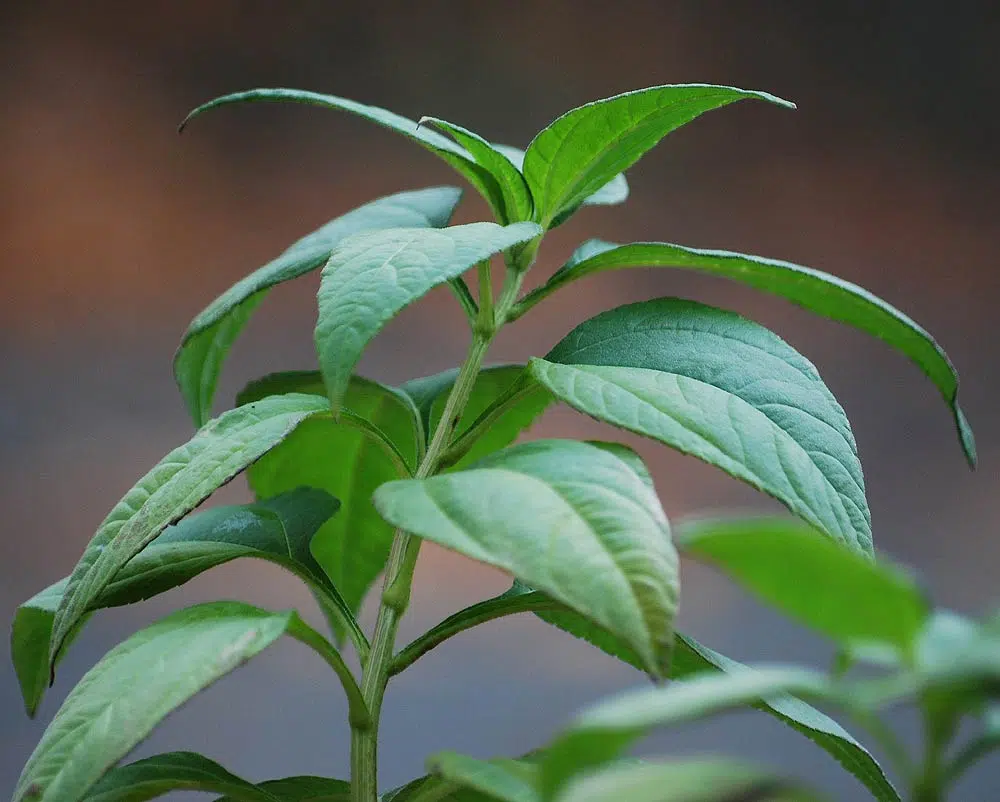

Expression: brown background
xmin=2 ymin=2 xmax=998 ymax=798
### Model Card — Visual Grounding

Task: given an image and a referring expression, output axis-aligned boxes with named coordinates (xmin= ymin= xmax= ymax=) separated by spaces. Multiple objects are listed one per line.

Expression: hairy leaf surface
xmin=530 ymin=298 xmax=872 ymax=552
xmin=315 ymin=222 xmax=541 ymax=411
xmin=522 ymin=84 xmax=793 ymax=225
xmin=375 ymin=440 xmax=678 ymax=676
xmin=516 ymin=239 xmax=974 ymax=465
xmin=50 ymin=394 xmax=329 ymax=668
xmin=13 ymin=489 xmax=343 ymax=715
xmin=174 ymin=187 xmax=460 ymax=425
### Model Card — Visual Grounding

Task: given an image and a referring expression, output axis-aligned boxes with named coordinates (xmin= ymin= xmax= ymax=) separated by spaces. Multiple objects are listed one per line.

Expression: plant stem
xmin=350 ymin=332 xmax=493 ymax=802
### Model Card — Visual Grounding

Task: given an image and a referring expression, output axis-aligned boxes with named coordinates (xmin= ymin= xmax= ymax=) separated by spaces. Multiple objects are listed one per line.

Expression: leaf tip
xmin=955 ymin=404 xmax=977 ymax=469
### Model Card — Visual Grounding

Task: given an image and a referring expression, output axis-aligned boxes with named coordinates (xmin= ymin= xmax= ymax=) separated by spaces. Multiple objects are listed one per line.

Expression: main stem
xmin=350 ymin=253 xmax=531 ymax=802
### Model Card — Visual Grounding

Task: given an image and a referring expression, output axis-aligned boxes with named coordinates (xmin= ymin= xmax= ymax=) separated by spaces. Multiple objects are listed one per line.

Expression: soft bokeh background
xmin=2 ymin=2 xmax=998 ymax=798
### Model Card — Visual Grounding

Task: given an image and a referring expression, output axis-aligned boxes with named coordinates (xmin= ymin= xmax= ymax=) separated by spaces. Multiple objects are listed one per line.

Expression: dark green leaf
xmin=315 ymin=222 xmax=541 ymax=412
xmin=217 ymin=776 xmax=352 ymax=802
xmin=12 ymin=488 xmax=345 ymax=715
xmin=243 ymin=375 xmax=419 ymax=641
xmin=15 ymin=603 xmax=297 ymax=802
xmin=679 ymin=517 xmax=928 ymax=654
xmin=375 ymin=440 xmax=678 ymax=677
xmin=81 ymin=752 xmax=281 ymax=802
xmin=49 ymin=394 xmax=329 ymax=669
xmin=522 ymin=84 xmax=793 ymax=225
xmin=515 ymin=239 xmax=975 ymax=466
xmin=174 ymin=187 xmax=461 ymax=425
xmin=420 ymin=118 xmax=533 ymax=223
xmin=529 ymin=298 xmax=872 ymax=553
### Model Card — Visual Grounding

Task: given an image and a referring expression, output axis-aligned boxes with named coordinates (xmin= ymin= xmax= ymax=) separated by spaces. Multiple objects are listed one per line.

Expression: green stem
xmin=350 ymin=332 xmax=494 ymax=802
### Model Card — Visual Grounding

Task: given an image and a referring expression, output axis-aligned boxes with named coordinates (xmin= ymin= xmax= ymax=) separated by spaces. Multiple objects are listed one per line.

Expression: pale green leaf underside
xmin=49 ymin=393 xmax=330 ymax=668
xmin=374 ymin=439 xmax=678 ymax=676
xmin=315 ymin=221 xmax=541 ymax=411
xmin=12 ymin=490 xmax=345 ymax=715
xmin=427 ymin=753 xmax=538 ymax=802
xmin=523 ymin=83 xmax=794 ymax=225
xmin=15 ymin=603 xmax=294 ymax=802
xmin=242 ymin=375 xmax=419 ymax=641
xmin=555 ymin=758 xmax=821 ymax=802
xmin=678 ymin=517 xmax=928 ymax=654
xmin=530 ymin=297 xmax=872 ymax=553
xmin=174 ymin=186 xmax=461 ymax=425
xmin=80 ymin=752 xmax=282 ymax=802
xmin=526 ymin=239 xmax=975 ymax=466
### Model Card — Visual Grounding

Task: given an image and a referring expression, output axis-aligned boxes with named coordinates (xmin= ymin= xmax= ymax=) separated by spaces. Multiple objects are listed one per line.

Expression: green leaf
xmin=49 ymin=394 xmax=329 ymax=669
xmin=315 ymin=222 xmax=541 ymax=412
xmin=15 ymin=603 xmax=299 ymax=802
xmin=174 ymin=186 xmax=461 ymax=425
xmin=428 ymin=753 xmax=538 ymax=802
xmin=554 ymin=758 xmax=822 ymax=802
xmin=401 ymin=365 xmax=551 ymax=469
xmin=514 ymin=239 xmax=975 ymax=466
xmin=375 ymin=439 xmax=678 ymax=677
xmin=179 ymin=88 xmax=516 ymax=226
xmin=241 ymin=374 xmax=419 ymax=641
xmin=522 ymin=84 xmax=793 ymax=226
xmin=12 ymin=488 xmax=345 ymax=715
xmin=80 ymin=752 xmax=281 ymax=802
xmin=540 ymin=666 xmax=830 ymax=800
xmin=678 ymin=517 xmax=928 ymax=654
xmin=529 ymin=297 xmax=872 ymax=553
xmin=420 ymin=118 xmax=533 ymax=223
xmin=218 ymin=776 xmax=352 ymax=802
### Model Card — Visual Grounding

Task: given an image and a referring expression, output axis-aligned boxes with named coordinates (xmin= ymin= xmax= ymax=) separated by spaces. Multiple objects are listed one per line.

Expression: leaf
xmin=218 ymin=776 xmax=352 ymax=802
xmin=12 ymin=489 xmax=344 ymax=715
xmin=15 ymin=603 xmax=299 ymax=802
xmin=401 ymin=365 xmax=551 ymax=469
xmin=49 ymin=394 xmax=330 ymax=668
xmin=315 ymin=221 xmax=542 ymax=411
xmin=678 ymin=518 xmax=928 ymax=655
xmin=374 ymin=439 xmax=678 ymax=676
xmin=80 ymin=752 xmax=281 ymax=802
xmin=179 ymin=88 xmax=516 ymax=226
xmin=554 ymin=758 xmax=822 ymax=802
xmin=515 ymin=239 xmax=975 ymax=466
xmin=174 ymin=187 xmax=461 ymax=425
xmin=522 ymin=84 xmax=793 ymax=225
xmin=528 ymin=297 xmax=872 ymax=553
xmin=428 ymin=753 xmax=538 ymax=802
xmin=539 ymin=666 xmax=831 ymax=800
xmin=420 ymin=118 xmax=533 ymax=223
xmin=241 ymin=374 xmax=419 ymax=641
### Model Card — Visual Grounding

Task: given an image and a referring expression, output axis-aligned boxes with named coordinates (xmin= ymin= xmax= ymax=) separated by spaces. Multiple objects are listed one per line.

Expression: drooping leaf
xmin=427 ymin=753 xmax=538 ymax=802
xmin=179 ymin=88 xmax=522 ymax=226
xmin=80 ymin=752 xmax=281 ymax=802
xmin=12 ymin=488 xmax=346 ymax=715
xmin=539 ymin=667 xmax=830 ymax=800
xmin=420 ymin=118 xmax=533 ymax=224
xmin=15 ymin=603 xmax=304 ymax=802
xmin=315 ymin=222 xmax=541 ymax=411
xmin=400 ymin=365 xmax=551 ymax=469
xmin=375 ymin=439 xmax=678 ymax=676
xmin=174 ymin=187 xmax=461 ymax=425
xmin=49 ymin=394 xmax=330 ymax=669
xmin=514 ymin=239 xmax=975 ymax=466
xmin=217 ymin=776 xmax=352 ymax=802
xmin=678 ymin=517 xmax=927 ymax=655
xmin=522 ymin=84 xmax=793 ymax=226
xmin=241 ymin=374 xmax=419 ymax=641
xmin=529 ymin=298 xmax=872 ymax=553
xmin=554 ymin=758 xmax=822 ymax=802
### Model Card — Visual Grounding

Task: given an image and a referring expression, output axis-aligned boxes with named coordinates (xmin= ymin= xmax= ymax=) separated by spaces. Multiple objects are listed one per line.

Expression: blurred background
xmin=2 ymin=1 xmax=998 ymax=798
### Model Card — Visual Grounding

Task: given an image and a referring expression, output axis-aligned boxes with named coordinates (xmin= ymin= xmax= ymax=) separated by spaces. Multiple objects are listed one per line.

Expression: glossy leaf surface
xmin=49 ymin=394 xmax=329 ymax=667
xmin=522 ymin=84 xmax=793 ymax=225
xmin=174 ymin=187 xmax=460 ymax=425
xmin=315 ymin=222 xmax=541 ymax=411
xmin=13 ymin=489 xmax=342 ymax=715
xmin=375 ymin=440 xmax=678 ymax=676
xmin=516 ymin=238 xmax=975 ymax=465
xmin=529 ymin=298 xmax=872 ymax=552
